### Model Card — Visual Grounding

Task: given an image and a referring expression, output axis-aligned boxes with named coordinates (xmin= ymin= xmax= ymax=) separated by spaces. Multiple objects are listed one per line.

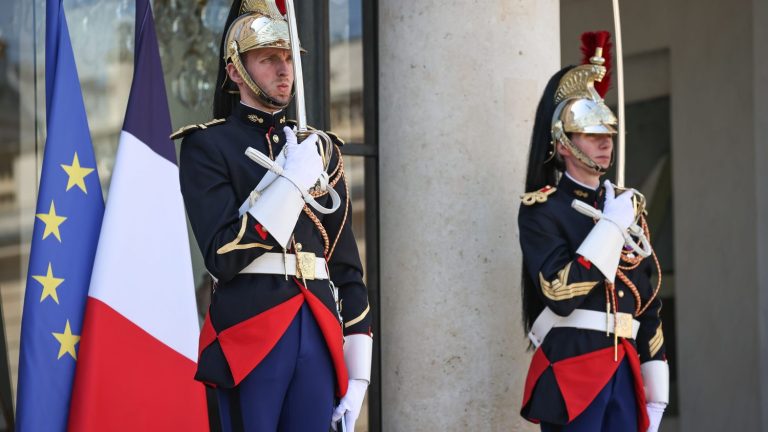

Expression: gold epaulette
xmin=169 ymin=118 xmax=226 ymax=140
xmin=285 ymin=120 xmax=345 ymax=147
xmin=521 ymin=186 xmax=556 ymax=206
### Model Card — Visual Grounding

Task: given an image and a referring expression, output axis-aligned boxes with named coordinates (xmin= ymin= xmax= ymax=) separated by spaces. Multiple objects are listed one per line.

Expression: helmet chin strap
xmin=556 ymin=136 xmax=611 ymax=175
xmin=551 ymin=121 xmax=612 ymax=175
xmin=230 ymin=42 xmax=293 ymax=110
xmin=571 ymin=143 xmax=609 ymax=175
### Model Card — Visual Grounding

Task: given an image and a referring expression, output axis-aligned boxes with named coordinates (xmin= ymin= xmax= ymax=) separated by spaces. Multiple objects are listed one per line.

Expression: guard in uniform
xmin=518 ymin=32 xmax=669 ymax=432
xmin=174 ymin=1 xmax=372 ymax=430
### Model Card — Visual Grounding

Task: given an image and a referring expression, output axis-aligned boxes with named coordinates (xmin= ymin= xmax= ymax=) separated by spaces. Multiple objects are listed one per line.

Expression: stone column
xmin=378 ymin=2 xmax=558 ymax=430
xmin=670 ymin=0 xmax=768 ymax=430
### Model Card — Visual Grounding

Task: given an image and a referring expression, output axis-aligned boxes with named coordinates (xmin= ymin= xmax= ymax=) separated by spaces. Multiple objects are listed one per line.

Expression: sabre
xmin=569 ymin=7 xmax=653 ymax=257
xmin=611 ymin=0 xmax=626 ymax=188
xmin=607 ymin=0 xmax=649 ymax=243
xmin=284 ymin=0 xmax=306 ymax=131
xmin=284 ymin=0 xmax=333 ymax=169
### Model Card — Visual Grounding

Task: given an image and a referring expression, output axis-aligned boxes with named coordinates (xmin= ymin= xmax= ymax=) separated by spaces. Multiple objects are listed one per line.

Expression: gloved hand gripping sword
xmin=572 ymin=192 xmax=652 ymax=257
xmin=240 ymin=0 xmax=340 ymax=216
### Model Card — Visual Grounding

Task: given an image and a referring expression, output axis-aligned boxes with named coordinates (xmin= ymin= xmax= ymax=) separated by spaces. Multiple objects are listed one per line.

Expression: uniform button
xmin=272 ymin=135 xmax=279 ymax=143
xmin=618 ymin=290 xmax=625 ymax=298
xmin=295 ymin=243 xmax=303 ymax=252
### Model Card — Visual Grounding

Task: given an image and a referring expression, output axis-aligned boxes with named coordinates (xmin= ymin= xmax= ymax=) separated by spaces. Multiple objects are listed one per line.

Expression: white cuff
xmin=575 ymin=218 xmax=625 ymax=283
xmin=641 ymin=360 xmax=670 ymax=404
xmin=344 ymin=334 xmax=372 ymax=383
xmin=247 ymin=176 xmax=304 ymax=248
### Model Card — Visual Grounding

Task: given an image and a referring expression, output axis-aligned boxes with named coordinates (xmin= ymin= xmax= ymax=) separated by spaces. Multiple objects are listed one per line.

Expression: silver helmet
xmin=550 ymin=47 xmax=617 ymax=174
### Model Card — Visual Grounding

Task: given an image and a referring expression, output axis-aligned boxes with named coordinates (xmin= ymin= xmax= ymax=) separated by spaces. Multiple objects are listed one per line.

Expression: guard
xmin=518 ymin=32 xmax=669 ymax=432
xmin=175 ymin=1 xmax=372 ymax=430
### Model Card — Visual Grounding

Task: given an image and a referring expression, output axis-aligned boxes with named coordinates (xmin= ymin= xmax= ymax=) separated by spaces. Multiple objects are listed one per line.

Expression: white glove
xmin=646 ymin=401 xmax=666 ymax=432
xmin=331 ymin=379 xmax=368 ymax=431
xmin=602 ymin=180 xmax=635 ymax=231
xmin=574 ymin=180 xmax=634 ymax=282
xmin=281 ymin=126 xmax=323 ymax=193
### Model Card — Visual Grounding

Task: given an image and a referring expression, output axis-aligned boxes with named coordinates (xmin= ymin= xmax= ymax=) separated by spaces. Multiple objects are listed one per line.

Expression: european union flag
xmin=16 ymin=0 xmax=104 ymax=430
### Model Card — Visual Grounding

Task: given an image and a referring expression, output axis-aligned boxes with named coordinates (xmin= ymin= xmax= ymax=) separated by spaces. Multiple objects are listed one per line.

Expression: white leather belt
xmin=528 ymin=307 xmax=640 ymax=348
xmin=239 ymin=252 xmax=328 ymax=280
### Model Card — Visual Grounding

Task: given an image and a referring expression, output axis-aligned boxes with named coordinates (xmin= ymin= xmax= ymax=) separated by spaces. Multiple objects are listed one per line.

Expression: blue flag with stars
xmin=16 ymin=0 xmax=104 ymax=430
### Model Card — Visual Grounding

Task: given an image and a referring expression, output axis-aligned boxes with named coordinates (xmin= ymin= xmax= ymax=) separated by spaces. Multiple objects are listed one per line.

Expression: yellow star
xmin=31 ymin=262 xmax=64 ymax=304
xmin=36 ymin=201 xmax=67 ymax=242
xmin=52 ymin=320 xmax=80 ymax=360
xmin=61 ymin=152 xmax=95 ymax=193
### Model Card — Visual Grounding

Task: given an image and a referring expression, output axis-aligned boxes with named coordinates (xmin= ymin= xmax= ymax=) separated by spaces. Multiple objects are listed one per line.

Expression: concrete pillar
xmin=378 ymin=2 xmax=558 ymax=430
xmin=670 ymin=0 xmax=768 ymax=430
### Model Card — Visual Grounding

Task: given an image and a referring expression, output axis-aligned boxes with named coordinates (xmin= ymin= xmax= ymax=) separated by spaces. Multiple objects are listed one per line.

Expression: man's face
xmin=242 ymin=48 xmax=294 ymax=106
xmin=568 ymin=132 xmax=614 ymax=169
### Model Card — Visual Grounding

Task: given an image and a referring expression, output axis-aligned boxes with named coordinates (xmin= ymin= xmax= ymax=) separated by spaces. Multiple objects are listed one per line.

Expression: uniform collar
xmin=558 ymin=172 xmax=604 ymax=205
xmin=234 ymin=102 xmax=288 ymax=131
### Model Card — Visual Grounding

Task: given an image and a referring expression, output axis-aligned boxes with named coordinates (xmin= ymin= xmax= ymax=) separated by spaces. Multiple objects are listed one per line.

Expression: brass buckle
xmin=615 ymin=312 xmax=633 ymax=339
xmin=296 ymin=251 xmax=316 ymax=281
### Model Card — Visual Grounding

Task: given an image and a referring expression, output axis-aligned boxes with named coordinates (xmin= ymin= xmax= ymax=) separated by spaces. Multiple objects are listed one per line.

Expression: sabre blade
xmin=612 ymin=0 xmax=626 ymax=188
xmin=284 ymin=0 xmax=307 ymax=132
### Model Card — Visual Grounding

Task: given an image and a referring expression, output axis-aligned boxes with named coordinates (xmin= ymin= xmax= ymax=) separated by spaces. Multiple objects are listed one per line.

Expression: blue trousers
xmin=541 ymin=358 xmax=638 ymax=432
xmin=217 ymin=303 xmax=335 ymax=432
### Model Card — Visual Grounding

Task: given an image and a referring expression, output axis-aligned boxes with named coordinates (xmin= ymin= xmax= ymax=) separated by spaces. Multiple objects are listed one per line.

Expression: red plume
xmin=275 ymin=0 xmax=286 ymax=15
xmin=580 ymin=31 xmax=612 ymax=98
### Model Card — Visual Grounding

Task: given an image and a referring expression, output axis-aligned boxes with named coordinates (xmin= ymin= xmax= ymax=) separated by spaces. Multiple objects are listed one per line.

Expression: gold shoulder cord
xmin=327 ymin=166 xmax=350 ymax=260
xmin=302 ymin=144 xmax=347 ymax=258
xmin=603 ymin=215 xmax=663 ymax=361
xmin=303 ymin=207 xmax=330 ymax=256
xmin=615 ymin=215 xmax=662 ymax=317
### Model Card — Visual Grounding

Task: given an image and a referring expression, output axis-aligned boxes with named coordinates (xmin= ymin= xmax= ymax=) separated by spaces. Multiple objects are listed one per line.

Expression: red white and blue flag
xmin=67 ymin=0 xmax=207 ymax=429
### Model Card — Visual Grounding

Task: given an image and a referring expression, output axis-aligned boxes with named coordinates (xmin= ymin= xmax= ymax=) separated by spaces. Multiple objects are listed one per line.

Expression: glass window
xmin=329 ymin=0 xmax=364 ymax=144
xmin=0 ymin=1 xmax=32 ymax=420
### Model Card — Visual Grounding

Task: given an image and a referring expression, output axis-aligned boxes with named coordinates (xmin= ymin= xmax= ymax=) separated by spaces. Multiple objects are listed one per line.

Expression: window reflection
xmin=330 ymin=0 xmax=364 ymax=144
xmin=1 ymin=0 xmax=39 ymax=412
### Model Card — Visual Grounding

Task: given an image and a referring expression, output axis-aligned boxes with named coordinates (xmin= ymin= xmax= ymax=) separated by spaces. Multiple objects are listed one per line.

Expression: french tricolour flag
xmin=67 ymin=0 xmax=207 ymax=429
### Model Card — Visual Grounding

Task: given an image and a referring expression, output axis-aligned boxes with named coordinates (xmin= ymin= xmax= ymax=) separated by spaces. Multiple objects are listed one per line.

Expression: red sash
xmin=198 ymin=279 xmax=349 ymax=397
xmin=522 ymin=339 xmax=649 ymax=431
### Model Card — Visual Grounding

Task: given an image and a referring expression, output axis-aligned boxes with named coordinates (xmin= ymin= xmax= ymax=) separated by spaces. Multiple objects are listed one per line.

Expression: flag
xmin=67 ymin=0 xmax=208 ymax=429
xmin=16 ymin=0 xmax=104 ymax=430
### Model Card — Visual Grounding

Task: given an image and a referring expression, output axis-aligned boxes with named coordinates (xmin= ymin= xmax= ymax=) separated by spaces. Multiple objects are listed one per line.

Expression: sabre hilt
xmin=614 ymin=186 xmax=647 ymax=226
xmin=241 ymin=144 xmax=341 ymax=215
xmin=571 ymin=195 xmax=652 ymax=258
xmin=296 ymin=128 xmax=334 ymax=171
